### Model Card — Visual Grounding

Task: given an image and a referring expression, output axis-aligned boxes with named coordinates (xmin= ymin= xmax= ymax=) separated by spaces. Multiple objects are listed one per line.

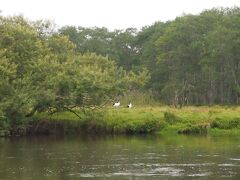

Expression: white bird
xmin=113 ymin=101 xmax=120 ymax=108
xmin=127 ymin=102 xmax=132 ymax=108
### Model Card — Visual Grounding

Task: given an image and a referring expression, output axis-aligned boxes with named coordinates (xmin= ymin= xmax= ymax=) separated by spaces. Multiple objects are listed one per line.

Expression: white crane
xmin=127 ymin=102 xmax=132 ymax=108
xmin=113 ymin=101 xmax=120 ymax=108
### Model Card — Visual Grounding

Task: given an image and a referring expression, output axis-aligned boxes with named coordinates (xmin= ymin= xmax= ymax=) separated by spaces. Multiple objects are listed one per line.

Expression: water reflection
xmin=0 ymin=134 xmax=239 ymax=179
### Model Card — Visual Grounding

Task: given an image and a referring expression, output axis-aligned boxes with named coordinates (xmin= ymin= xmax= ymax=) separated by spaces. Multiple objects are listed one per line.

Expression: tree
xmin=0 ymin=15 xmax=148 ymax=129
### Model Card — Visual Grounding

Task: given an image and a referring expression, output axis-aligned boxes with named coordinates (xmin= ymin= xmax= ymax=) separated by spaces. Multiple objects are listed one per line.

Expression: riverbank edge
xmin=1 ymin=106 xmax=240 ymax=137
xmin=1 ymin=121 xmax=239 ymax=137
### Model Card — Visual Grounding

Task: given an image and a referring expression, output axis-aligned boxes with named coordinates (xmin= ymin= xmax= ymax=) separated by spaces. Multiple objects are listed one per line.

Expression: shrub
xmin=125 ymin=118 xmax=165 ymax=134
xmin=0 ymin=117 xmax=8 ymax=129
xmin=229 ymin=118 xmax=240 ymax=128
xmin=211 ymin=117 xmax=240 ymax=129
xmin=178 ymin=123 xmax=209 ymax=135
xmin=164 ymin=111 xmax=181 ymax=125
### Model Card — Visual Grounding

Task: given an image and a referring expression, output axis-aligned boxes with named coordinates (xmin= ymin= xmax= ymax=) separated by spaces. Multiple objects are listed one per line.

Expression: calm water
xmin=0 ymin=134 xmax=239 ymax=179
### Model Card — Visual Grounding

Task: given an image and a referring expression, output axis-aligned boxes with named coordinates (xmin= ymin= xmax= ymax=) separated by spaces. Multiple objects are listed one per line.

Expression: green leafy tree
xmin=0 ymin=15 xmax=148 ymax=129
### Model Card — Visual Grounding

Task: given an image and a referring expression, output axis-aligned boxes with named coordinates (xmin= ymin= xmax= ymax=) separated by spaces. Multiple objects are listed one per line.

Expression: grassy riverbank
xmin=1 ymin=106 xmax=240 ymax=136
xmin=25 ymin=106 xmax=240 ymax=136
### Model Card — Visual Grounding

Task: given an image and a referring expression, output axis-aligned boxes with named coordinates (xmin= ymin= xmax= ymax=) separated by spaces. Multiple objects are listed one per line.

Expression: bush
xmin=211 ymin=117 xmax=240 ymax=129
xmin=229 ymin=118 xmax=240 ymax=128
xmin=178 ymin=123 xmax=209 ymax=135
xmin=0 ymin=116 xmax=10 ymax=136
xmin=125 ymin=118 xmax=165 ymax=134
xmin=164 ymin=111 xmax=181 ymax=125
xmin=0 ymin=118 xmax=8 ymax=129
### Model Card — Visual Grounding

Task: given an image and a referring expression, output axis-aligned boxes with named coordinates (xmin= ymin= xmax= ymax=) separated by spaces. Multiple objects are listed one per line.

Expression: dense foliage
xmin=0 ymin=16 xmax=147 ymax=129
xmin=60 ymin=7 xmax=240 ymax=106
xmin=154 ymin=8 xmax=240 ymax=106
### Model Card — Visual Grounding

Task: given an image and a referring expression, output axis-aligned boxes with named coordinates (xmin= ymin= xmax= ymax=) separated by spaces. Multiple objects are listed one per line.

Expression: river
xmin=0 ymin=134 xmax=239 ymax=179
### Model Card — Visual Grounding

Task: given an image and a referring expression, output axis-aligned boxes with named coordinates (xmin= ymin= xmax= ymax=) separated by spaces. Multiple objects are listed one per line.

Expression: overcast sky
xmin=1 ymin=0 xmax=240 ymax=30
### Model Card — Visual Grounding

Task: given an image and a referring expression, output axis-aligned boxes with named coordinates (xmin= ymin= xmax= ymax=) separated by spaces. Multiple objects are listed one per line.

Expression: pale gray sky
xmin=1 ymin=0 xmax=240 ymax=30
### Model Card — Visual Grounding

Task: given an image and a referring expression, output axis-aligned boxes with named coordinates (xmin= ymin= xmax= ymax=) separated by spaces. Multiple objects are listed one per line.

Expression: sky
xmin=1 ymin=0 xmax=240 ymax=30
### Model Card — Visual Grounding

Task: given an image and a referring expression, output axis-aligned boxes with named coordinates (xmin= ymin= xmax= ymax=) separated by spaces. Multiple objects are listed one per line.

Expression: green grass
xmin=208 ymin=128 xmax=240 ymax=136
xmin=103 ymin=107 xmax=166 ymax=133
xmin=28 ymin=105 xmax=240 ymax=136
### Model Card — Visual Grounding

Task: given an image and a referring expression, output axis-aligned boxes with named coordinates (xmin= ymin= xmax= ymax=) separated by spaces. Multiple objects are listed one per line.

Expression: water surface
xmin=0 ymin=134 xmax=239 ymax=179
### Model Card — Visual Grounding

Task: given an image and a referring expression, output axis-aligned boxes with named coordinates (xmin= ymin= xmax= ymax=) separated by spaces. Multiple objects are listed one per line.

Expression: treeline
xmin=0 ymin=7 xmax=240 ymax=127
xmin=59 ymin=7 xmax=240 ymax=106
